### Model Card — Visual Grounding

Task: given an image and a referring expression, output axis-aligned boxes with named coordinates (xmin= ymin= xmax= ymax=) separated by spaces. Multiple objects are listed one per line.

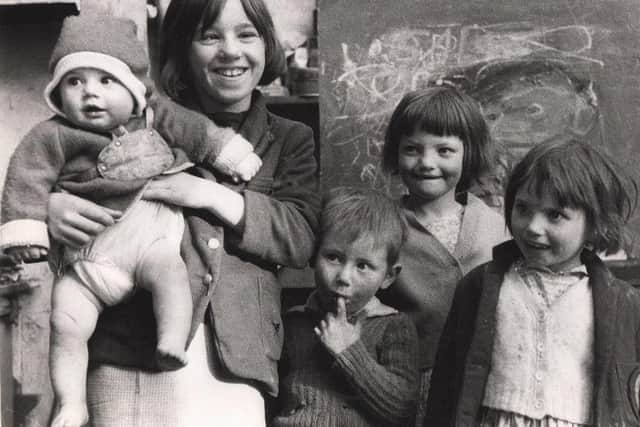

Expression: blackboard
xmin=319 ymin=0 xmax=640 ymax=253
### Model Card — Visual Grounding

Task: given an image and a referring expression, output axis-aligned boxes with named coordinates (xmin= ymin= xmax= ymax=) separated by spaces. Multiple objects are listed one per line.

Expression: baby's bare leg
xmin=50 ymin=270 xmax=102 ymax=427
xmin=138 ymin=242 xmax=192 ymax=370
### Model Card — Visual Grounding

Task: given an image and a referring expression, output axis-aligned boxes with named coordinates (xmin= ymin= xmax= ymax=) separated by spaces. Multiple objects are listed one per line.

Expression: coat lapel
xmin=239 ymin=91 xmax=274 ymax=157
xmin=457 ymin=242 xmax=515 ymax=421
xmin=587 ymin=251 xmax=619 ymax=402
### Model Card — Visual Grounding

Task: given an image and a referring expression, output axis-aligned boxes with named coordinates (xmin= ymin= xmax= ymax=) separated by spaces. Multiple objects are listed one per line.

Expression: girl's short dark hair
xmin=159 ymin=0 xmax=286 ymax=104
xmin=504 ymin=139 xmax=638 ymax=253
xmin=319 ymin=186 xmax=408 ymax=267
xmin=382 ymin=86 xmax=493 ymax=193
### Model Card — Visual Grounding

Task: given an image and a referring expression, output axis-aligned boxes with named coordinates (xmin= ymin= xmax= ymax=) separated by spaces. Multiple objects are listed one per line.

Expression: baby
xmin=0 ymin=15 xmax=261 ymax=427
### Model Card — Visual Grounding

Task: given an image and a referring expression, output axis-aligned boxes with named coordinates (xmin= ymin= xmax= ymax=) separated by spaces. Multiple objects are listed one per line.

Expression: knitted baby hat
xmin=44 ymin=15 xmax=149 ymax=117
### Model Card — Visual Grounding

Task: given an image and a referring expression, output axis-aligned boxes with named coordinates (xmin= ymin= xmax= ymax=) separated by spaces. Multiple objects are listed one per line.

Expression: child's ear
xmin=381 ymin=263 xmax=402 ymax=290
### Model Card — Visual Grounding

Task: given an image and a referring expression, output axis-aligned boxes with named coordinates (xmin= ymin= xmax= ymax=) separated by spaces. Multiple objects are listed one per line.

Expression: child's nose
xmin=219 ymin=36 xmax=241 ymax=59
xmin=335 ymin=266 xmax=352 ymax=287
xmin=83 ymin=80 xmax=99 ymax=97
xmin=418 ymin=153 xmax=436 ymax=169
xmin=525 ymin=213 xmax=545 ymax=235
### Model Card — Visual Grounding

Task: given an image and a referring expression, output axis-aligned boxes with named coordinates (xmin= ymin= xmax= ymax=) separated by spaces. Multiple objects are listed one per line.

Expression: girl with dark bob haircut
xmin=382 ymin=85 xmax=494 ymax=193
xmin=379 ymin=85 xmax=508 ymax=426
xmin=425 ymin=139 xmax=640 ymax=426
xmin=504 ymin=139 xmax=637 ymax=254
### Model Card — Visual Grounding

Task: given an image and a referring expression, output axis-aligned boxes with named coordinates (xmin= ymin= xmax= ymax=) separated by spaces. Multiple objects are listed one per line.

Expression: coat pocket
xmin=615 ymin=362 xmax=640 ymax=425
xmin=257 ymin=275 xmax=283 ymax=361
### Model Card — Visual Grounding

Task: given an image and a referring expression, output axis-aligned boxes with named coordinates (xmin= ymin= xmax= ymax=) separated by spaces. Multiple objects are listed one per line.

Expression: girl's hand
xmin=142 ymin=173 xmax=213 ymax=210
xmin=48 ymin=193 xmax=121 ymax=249
xmin=314 ymin=297 xmax=362 ymax=356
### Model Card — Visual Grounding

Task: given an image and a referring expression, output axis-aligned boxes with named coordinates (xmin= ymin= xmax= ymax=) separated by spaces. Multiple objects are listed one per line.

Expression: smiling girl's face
xmin=188 ymin=0 xmax=266 ymax=113
xmin=397 ymin=131 xmax=464 ymax=205
xmin=510 ymin=184 xmax=588 ymax=272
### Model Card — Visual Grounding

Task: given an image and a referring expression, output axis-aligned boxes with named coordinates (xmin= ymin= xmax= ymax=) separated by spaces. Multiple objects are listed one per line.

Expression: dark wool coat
xmin=88 ymin=92 xmax=321 ymax=397
xmin=424 ymin=240 xmax=640 ymax=427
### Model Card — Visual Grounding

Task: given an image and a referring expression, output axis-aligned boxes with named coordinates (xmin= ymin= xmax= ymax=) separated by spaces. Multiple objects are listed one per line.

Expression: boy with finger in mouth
xmin=273 ymin=186 xmax=419 ymax=427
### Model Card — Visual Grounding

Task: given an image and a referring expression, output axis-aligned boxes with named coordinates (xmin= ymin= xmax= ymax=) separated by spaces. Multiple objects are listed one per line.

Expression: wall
xmin=319 ymin=0 xmax=640 ymax=253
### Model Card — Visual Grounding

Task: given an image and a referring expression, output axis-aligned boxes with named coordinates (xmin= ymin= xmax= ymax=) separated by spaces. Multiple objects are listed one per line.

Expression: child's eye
xmin=238 ymin=30 xmax=259 ymax=40
xmin=438 ymin=147 xmax=456 ymax=155
xmin=401 ymin=145 xmax=418 ymax=155
xmin=547 ymin=210 xmax=565 ymax=222
xmin=199 ymin=31 xmax=220 ymax=43
xmin=65 ymin=76 xmax=81 ymax=86
xmin=356 ymin=262 xmax=371 ymax=271
xmin=513 ymin=201 xmax=528 ymax=214
xmin=323 ymin=253 xmax=340 ymax=263
xmin=101 ymin=76 xmax=115 ymax=85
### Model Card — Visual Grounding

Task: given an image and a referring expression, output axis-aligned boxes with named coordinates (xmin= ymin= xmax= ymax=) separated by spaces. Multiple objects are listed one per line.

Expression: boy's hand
xmin=5 ymin=245 xmax=48 ymax=264
xmin=232 ymin=152 xmax=262 ymax=182
xmin=314 ymin=297 xmax=362 ymax=356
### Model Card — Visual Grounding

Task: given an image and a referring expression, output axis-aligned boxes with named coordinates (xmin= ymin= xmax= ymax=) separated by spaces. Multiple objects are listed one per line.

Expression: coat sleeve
xmin=334 ymin=315 xmax=419 ymax=426
xmin=0 ymin=121 xmax=66 ymax=251
xmin=229 ymin=122 xmax=320 ymax=268
xmin=150 ymin=94 xmax=241 ymax=169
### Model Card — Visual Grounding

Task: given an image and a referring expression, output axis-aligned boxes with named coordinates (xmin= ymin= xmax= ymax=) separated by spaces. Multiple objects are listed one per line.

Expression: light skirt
xmin=479 ymin=407 xmax=589 ymax=427
xmin=87 ymin=324 xmax=265 ymax=427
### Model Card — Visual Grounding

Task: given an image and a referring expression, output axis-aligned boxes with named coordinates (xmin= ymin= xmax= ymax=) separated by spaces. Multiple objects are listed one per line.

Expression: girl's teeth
xmin=218 ymin=69 xmax=244 ymax=77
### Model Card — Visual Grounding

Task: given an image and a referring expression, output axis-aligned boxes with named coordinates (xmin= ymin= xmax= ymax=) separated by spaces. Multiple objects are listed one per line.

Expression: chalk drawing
xmin=326 ymin=22 xmax=605 ymax=193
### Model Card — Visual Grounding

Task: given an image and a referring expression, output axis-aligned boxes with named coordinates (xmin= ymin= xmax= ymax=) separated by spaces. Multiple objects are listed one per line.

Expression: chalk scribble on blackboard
xmin=326 ymin=22 xmax=605 ymax=199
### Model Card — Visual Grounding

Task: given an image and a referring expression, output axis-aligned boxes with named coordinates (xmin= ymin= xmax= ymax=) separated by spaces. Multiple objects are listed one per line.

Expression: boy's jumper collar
xmin=289 ymin=290 xmax=398 ymax=319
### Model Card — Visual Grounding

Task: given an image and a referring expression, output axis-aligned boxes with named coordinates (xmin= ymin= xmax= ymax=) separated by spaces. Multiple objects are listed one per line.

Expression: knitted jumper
xmin=482 ymin=264 xmax=594 ymax=424
xmin=273 ymin=295 xmax=419 ymax=427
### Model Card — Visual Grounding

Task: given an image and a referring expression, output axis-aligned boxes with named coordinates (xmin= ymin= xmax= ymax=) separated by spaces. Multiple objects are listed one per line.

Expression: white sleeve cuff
xmin=0 ymin=219 xmax=50 ymax=252
xmin=213 ymin=134 xmax=254 ymax=176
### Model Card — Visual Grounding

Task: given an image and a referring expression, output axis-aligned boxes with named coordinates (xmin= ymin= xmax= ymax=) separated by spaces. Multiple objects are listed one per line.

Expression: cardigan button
xmin=207 ymin=238 xmax=220 ymax=249
xmin=114 ymin=140 xmax=121 ymax=147
xmin=203 ymin=273 xmax=213 ymax=285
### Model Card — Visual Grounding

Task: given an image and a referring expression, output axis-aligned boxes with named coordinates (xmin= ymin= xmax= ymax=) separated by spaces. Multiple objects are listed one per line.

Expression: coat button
xmin=207 ymin=238 xmax=220 ymax=249
xmin=98 ymin=164 xmax=107 ymax=171
xmin=203 ymin=273 xmax=213 ymax=285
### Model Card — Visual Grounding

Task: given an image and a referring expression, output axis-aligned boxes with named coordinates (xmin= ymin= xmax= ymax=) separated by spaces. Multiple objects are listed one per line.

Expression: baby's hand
xmin=213 ymin=135 xmax=261 ymax=182
xmin=5 ymin=245 xmax=48 ymax=264
xmin=232 ymin=152 xmax=262 ymax=182
xmin=314 ymin=297 xmax=362 ymax=356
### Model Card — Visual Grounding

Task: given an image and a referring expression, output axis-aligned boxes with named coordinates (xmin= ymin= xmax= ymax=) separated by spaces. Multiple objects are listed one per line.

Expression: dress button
xmin=535 ymin=399 xmax=543 ymax=408
xmin=535 ymin=372 xmax=542 ymax=380
xmin=207 ymin=238 xmax=220 ymax=249
xmin=203 ymin=273 xmax=213 ymax=285
xmin=537 ymin=343 xmax=544 ymax=351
